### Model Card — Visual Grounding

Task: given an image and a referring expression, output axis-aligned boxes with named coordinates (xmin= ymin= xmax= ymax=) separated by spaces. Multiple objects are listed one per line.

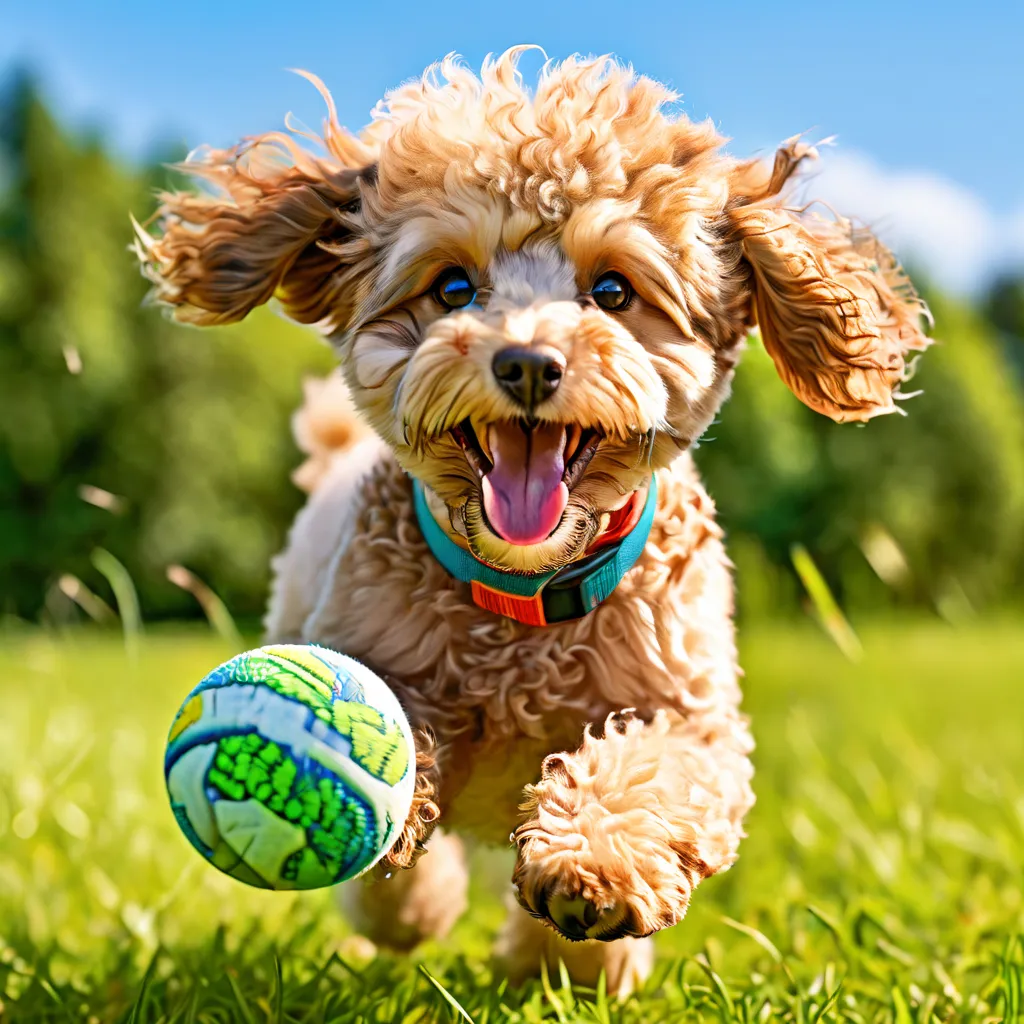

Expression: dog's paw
xmin=494 ymin=894 xmax=655 ymax=998
xmin=511 ymin=808 xmax=707 ymax=942
xmin=511 ymin=715 xmax=741 ymax=942
xmin=545 ymin=893 xmax=630 ymax=941
xmin=511 ymin=847 xmax=696 ymax=943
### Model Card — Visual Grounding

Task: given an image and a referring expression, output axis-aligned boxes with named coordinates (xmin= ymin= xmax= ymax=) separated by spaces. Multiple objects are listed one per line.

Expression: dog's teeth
xmin=478 ymin=424 xmax=494 ymax=466
xmin=565 ymin=424 xmax=582 ymax=462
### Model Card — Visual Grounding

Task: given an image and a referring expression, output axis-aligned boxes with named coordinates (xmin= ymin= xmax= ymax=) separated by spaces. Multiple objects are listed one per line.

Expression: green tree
xmin=0 ymin=74 xmax=332 ymax=622
xmin=985 ymin=272 xmax=1024 ymax=383
xmin=697 ymin=293 xmax=1024 ymax=615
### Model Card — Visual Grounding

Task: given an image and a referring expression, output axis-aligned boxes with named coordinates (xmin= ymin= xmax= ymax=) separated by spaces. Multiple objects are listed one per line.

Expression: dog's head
xmin=137 ymin=49 xmax=929 ymax=574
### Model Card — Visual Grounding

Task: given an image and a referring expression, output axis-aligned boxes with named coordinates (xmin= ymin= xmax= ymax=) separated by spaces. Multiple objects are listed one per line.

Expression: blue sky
xmin=5 ymin=0 xmax=1022 ymax=291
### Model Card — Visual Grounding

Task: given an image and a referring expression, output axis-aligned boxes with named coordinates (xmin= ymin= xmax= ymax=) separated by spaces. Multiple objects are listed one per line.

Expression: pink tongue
xmin=482 ymin=422 xmax=568 ymax=545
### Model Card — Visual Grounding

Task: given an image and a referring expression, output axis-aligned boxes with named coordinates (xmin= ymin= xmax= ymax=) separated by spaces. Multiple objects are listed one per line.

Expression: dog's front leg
xmin=342 ymin=828 xmax=468 ymax=950
xmin=512 ymin=708 xmax=754 ymax=942
xmin=339 ymin=725 xmax=470 ymax=950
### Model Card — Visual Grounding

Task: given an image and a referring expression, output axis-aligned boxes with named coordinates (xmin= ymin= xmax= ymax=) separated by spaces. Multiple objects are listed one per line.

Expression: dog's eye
xmin=434 ymin=268 xmax=476 ymax=310
xmin=591 ymin=272 xmax=632 ymax=311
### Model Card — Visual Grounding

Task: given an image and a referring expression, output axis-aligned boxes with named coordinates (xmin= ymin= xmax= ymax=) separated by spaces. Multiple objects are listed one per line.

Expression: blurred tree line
xmin=2 ymin=74 xmax=1024 ymax=627
xmin=0 ymin=75 xmax=333 ymax=625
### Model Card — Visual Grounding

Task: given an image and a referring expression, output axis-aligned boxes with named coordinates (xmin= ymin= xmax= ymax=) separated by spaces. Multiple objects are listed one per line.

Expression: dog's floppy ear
xmin=134 ymin=126 xmax=375 ymax=330
xmin=726 ymin=141 xmax=930 ymax=423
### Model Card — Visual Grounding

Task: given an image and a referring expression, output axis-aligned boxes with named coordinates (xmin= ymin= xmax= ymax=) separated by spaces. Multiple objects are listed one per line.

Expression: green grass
xmin=1 ymin=620 xmax=1022 ymax=1022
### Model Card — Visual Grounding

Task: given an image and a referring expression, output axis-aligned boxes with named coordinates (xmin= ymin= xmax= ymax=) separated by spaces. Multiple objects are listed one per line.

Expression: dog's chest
xmin=301 ymin=457 xmax=737 ymax=838
xmin=438 ymin=732 xmax=573 ymax=844
xmin=305 ymin=462 xmax=675 ymax=727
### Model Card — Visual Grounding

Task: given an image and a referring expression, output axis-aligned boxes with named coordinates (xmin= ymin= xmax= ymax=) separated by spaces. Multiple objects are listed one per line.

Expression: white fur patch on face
xmin=486 ymin=247 xmax=578 ymax=313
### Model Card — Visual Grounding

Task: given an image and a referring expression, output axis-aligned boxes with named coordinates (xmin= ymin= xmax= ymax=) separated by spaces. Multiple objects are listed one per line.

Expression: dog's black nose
xmin=492 ymin=346 xmax=564 ymax=411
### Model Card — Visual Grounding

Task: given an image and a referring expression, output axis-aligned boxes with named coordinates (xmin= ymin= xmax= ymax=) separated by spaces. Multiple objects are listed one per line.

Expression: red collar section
xmin=585 ymin=489 xmax=646 ymax=555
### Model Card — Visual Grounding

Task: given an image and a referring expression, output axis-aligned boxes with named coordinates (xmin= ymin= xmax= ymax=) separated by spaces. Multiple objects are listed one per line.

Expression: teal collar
xmin=411 ymin=477 xmax=657 ymax=626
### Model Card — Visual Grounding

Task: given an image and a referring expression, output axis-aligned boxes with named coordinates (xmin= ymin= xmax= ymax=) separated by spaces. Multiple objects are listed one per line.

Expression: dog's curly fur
xmin=136 ymin=48 xmax=929 ymax=994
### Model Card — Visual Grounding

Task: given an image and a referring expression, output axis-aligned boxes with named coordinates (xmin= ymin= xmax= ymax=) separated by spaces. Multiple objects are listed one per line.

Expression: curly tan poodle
xmin=136 ymin=47 xmax=929 ymax=995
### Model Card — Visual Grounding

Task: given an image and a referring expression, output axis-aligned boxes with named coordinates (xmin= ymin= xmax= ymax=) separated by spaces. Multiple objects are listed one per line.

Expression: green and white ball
xmin=164 ymin=645 xmax=415 ymax=890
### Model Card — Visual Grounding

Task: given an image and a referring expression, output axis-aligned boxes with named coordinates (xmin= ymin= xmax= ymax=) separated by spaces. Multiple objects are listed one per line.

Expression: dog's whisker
xmin=402 ymin=306 xmax=422 ymax=338
xmin=413 ymin=374 xmax=459 ymax=448
xmin=436 ymin=378 xmax=474 ymax=440
xmin=365 ymin=316 xmax=418 ymax=350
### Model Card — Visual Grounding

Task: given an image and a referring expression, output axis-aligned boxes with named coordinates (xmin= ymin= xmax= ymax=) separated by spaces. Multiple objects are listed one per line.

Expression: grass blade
xmin=539 ymin=958 xmax=569 ymax=1022
xmin=807 ymin=906 xmax=845 ymax=951
xmin=166 ymin=564 xmax=243 ymax=649
xmin=127 ymin=949 xmax=160 ymax=1024
xmin=593 ymin=970 xmax=611 ymax=1024
xmin=720 ymin=916 xmax=784 ymax=964
xmin=811 ymin=982 xmax=843 ymax=1023
xmin=91 ymin=548 xmax=143 ymax=660
xmin=271 ymin=954 xmax=283 ymax=1024
xmin=999 ymin=935 xmax=1021 ymax=1023
xmin=224 ymin=969 xmax=257 ymax=1024
xmin=419 ymin=964 xmax=476 ymax=1023
xmin=890 ymin=985 xmax=913 ymax=1024
xmin=790 ymin=543 xmax=861 ymax=661
xmin=694 ymin=953 xmax=735 ymax=1021
xmin=57 ymin=574 xmax=116 ymax=623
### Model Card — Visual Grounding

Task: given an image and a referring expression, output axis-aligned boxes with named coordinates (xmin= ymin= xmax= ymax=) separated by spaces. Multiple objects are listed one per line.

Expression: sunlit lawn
xmin=1 ymin=618 xmax=1022 ymax=1022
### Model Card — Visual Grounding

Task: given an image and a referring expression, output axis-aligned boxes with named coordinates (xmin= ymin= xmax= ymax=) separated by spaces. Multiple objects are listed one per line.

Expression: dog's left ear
xmin=726 ymin=141 xmax=930 ymax=423
xmin=134 ymin=132 xmax=375 ymax=330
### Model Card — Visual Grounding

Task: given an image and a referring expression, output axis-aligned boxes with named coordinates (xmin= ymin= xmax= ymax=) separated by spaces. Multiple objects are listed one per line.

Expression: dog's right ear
xmin=134 ymin=130 xmax=375 ymax=330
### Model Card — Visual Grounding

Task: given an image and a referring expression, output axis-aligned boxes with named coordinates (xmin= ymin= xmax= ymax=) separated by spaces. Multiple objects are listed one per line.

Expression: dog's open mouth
xmin=450 ymin=419 xmax=600 ymax=545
